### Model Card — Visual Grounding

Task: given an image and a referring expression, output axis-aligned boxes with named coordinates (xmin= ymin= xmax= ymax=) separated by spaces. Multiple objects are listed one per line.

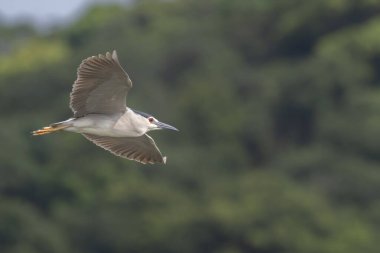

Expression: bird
xmin=32 ymin=50 xmax=178 ymax=164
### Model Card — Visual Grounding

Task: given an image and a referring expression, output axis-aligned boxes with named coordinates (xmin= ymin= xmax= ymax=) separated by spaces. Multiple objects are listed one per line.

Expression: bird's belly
xmin=64 ymin=114 xmax=143 ymax=137
xmin=66 ymin=126 xmax=142 ymax=137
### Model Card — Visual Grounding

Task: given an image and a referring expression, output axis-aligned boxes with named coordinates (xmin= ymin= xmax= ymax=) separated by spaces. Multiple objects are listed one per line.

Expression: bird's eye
xmin=148 ymin=117 xmax=154 ymax=123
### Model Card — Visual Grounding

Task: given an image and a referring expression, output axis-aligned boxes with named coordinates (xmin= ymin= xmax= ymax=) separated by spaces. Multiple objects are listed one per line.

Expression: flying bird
xmin=33 ymin=50 xmax=178 ymax=164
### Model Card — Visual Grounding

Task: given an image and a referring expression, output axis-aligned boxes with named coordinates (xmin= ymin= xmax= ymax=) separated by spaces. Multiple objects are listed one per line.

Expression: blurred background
xmin=1 ymin=0 xmax=380 ymax=252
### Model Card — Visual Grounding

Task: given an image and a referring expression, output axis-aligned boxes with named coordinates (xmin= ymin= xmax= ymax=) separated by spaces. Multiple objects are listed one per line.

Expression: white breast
xmin=65 ymin=109 xmax=146 ymax=137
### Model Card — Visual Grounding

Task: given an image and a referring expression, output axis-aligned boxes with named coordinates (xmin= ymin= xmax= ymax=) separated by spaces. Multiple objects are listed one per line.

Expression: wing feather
xmin=70 ymin=50 xmax=132 ymax=117
xmin=82 ymin=134 xmax=166 ymax=164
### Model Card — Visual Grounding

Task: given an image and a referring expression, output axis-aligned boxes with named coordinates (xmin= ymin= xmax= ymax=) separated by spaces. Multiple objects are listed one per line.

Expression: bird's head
xmin=146 ymin=116 xmax=179 ymax=131
xmin=133 ymin=110 xmax=178 ymax=132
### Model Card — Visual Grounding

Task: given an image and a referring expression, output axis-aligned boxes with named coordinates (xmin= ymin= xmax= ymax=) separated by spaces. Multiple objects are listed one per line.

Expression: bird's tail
xmin=32 ymin=121 xmax=70 ymax=136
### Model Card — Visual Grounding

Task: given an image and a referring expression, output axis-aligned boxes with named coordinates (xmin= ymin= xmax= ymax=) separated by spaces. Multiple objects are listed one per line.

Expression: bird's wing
xmin=82 ymin=134 xmax=166 ymax=164
xmin=70 ymin=50 xmax=132 ymax=117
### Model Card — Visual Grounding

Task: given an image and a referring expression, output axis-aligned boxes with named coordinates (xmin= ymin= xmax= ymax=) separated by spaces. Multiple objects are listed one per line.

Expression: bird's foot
xmin=32 ymin=125 xmax=68 ymax=136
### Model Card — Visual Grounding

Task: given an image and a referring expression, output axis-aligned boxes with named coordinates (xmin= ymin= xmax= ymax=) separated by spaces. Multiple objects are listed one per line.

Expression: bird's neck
xmin=126 ymin=108 xmax=149 ymax=135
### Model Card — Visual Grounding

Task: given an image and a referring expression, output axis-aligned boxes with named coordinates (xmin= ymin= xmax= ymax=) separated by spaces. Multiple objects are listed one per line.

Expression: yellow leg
xmin=32 ymin=125 xmax=68 ymax=136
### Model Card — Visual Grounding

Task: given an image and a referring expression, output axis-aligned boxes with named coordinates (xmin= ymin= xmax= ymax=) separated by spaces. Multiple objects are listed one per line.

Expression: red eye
xmin=148 ymin=117 xmax=154 ymax=123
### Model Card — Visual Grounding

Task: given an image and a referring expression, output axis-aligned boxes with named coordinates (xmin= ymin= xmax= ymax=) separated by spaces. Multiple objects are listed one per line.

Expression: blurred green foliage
xmin=1 ymin=0 xmax=380 ymax=252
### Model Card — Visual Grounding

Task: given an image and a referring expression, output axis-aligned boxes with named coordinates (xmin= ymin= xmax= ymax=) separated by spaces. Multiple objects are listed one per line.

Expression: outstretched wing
xmin=70 ymin=50 xmax=132 ymax=117
xmin=82 ymin=134 xmax=167 ymax=164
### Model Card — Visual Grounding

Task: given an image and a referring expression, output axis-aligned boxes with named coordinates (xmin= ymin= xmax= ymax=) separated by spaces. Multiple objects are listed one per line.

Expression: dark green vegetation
xmin=1 ymin=1 xmax=380 ymax=252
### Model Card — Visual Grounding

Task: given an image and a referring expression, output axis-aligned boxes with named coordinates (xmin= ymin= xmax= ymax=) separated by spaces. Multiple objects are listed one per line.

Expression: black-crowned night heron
xmin=33 ymin=50 xmax=178 ymax=164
